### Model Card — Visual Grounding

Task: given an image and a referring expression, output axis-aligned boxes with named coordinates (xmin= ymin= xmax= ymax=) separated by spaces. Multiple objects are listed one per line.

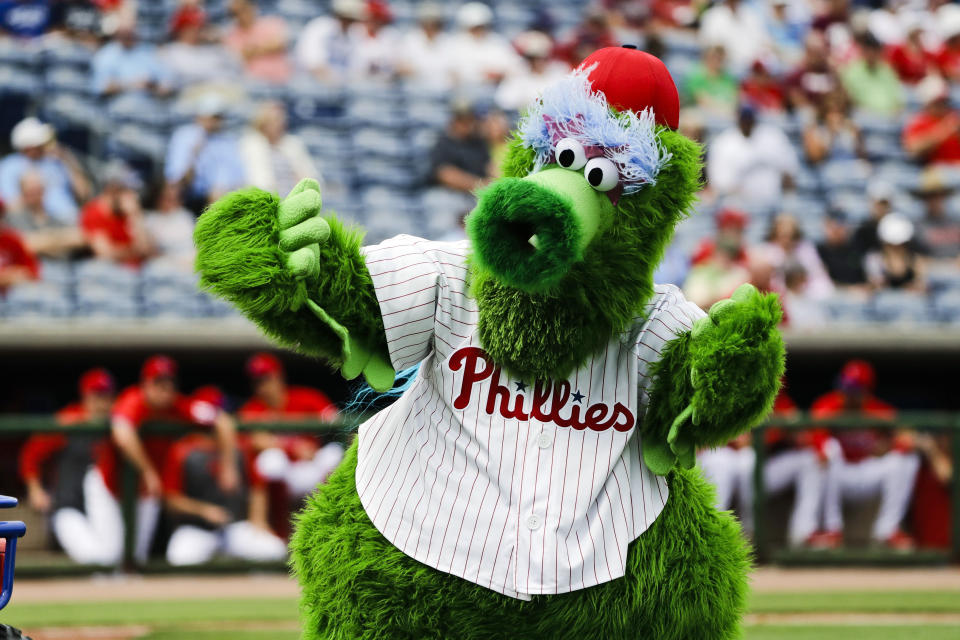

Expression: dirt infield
xmin=749 ymin=567 xmax=960 ymax=592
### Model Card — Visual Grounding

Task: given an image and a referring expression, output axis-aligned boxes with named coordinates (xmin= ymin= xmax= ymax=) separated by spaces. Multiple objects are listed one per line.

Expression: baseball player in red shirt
xmin=162 ymin=433 xmax=287 ymax=565
xmin=89 ymin=355 xmax=239 ymax=563
xmin=18 ymin=368 xmax=115 ymax=564
xmin=811 ymin=360 xmax=919 ymax=550
xmin=239 ymin=352 xmax=343 ymax=497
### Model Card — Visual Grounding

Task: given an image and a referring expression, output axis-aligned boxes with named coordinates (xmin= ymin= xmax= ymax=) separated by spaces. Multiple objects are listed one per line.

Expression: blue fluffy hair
xmin=344 ymin=365 xmax=420 ymax=416
xmin=516 ymin=65 xmax=671 ymax=196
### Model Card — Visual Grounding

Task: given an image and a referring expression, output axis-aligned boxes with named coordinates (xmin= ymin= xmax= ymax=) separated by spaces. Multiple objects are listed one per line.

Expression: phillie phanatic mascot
xmin=195 ymin=47 xmax=785 ymax=640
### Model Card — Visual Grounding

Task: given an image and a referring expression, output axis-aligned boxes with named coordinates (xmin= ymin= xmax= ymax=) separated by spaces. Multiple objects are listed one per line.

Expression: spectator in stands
xmin=18 ymin=369 xmax=116 ymax=565
xmin=91 ymin=16 xmax=172 ymax=97
xmin=707 ymin=103 xmax=799 ymax=212
xmin=910 ymin=168 xmax=960 ymax=266
xmin=240 ymin=353 xmax=343 ymax=499
xmin=163 ymin=433 xmax=287 ymax=566
xmin=494 ymin=31 xmax=570 ymax=113
xmin=554 ymin=6 xmax=618 ymax=68
xmin=699 ymin=0 xmax=770 ymax=75
xmin=739 ymin=59 xmax=786 ymax=113
xmin=0 ymin=117 xmax=90 ymax=224
xmin=840 ymin=32 xmax=904 ymax=117
xmin=430 ymin=99 xmax=491 ymax=194
xmin=887 ymin=18 xmax=934 ymax=85
xmin=483 ymin=108 xmax=511 ymax=179
xmin=785 ymin=31 xmax=841 ymax=116
xmin=763 ymin=0 xmax=808 ymax=67
xmin=911 ymin=432 xmax=952 ymax=550
xmin=812 ymin=360 xmax=919 ymax=550
xmin=682 ymin=238 xmax=750 ymax=310
xmin=691 ymin=208 xmax=750 ymax=270
xmin=90 ymin=355 xmax=239 ymax=564
xmin=295 ymin=0 xmax=366 ymax=82
xmin=161 ymin=5 xmax=240 ymax=91
xmin=397 ymin=2 xmax=452 ymax=88
xmin=781 ymin=261 xmax=827 ymax=327
xmin=446 ymin=2 xmax=520 ymax=86
xmin=165 ymin=94 xmax=245 ymax=213
xmin=223 ymin=0 xmax=292 ymax=84
xmin=865 ymin=212 xmax=927 ymax=292
xmin=682 ymin=44 xmax=738 ymax=118
xmin=353 ymin=0 xmax=401 ymax=79
xmin=903 ymin=74 xmax=960 ymax=165
xmin=760 ymin=213 xmax=835 ymax=299
xmin=239 ymin=101 xmax=318 ymax=198
xmin=144 ymin=182 xmax=195 ymax=272
xmin=802 ymin=90 xmax=865 ymax=165
xmin=933 ymin=7 xmax=960 ymax=82
xmin=6 ymin=171 xmax=86 ymax=260
xmin=0 ymin=200 xmax=40 ymax=294
xmin=80 ymin=161 xmax=153 ymax=267
xmin=817 ymin=209 xmax=867 ymax=288
xmin=853 ymin=179 xmax=894 ymax=256
xmin=0 ymin=0 xmax=54 ymax=37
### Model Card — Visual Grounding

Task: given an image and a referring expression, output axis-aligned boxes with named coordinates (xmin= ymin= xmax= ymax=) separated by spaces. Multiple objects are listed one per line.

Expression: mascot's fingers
xmin=731 ymin=282 xmax=760 ymax=303
xmin=286 ymin=178 xmax=322 ymax=197
xmin=280 ymin=216 xmax=331 ymax=251
xmin=279 ymin=190 xmax=323 ymax=229
xmin=707 ymin=298 xmax=736 ymax=324
xmin=285 ymin=244 xmax=320 ymax=280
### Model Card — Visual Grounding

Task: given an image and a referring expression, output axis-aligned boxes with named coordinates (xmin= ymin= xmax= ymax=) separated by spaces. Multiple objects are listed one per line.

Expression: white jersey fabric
xmin=355 ymin=235 xmax=705 ymax=600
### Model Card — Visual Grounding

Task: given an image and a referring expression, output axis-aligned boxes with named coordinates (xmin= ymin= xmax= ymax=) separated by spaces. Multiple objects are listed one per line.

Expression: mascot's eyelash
xmin=517 ymin=65 xmax=672 ymax=196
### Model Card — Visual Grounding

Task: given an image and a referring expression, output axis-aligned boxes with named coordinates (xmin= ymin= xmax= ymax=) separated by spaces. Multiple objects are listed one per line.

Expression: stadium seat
xmin=824 ymin=295 xmax=871 ymax=324
xmin=933 ymin=290 xmax=960 ymax=322
xmin=869 ymin=290 xmax=933 ymax=324
xmin=3 ymin=282 xmax=73 ymax=319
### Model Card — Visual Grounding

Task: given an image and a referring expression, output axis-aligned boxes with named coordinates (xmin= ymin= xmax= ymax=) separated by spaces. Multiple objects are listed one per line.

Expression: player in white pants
xmin=163 ymin=434 xmax=287 ymax=566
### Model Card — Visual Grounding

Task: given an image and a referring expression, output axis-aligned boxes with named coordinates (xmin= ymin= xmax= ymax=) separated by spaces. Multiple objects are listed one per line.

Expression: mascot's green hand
xmin=645 ymin=284 xmax=784 ymax=475
xmin=279 ymin=179 xmax=396 ymax=392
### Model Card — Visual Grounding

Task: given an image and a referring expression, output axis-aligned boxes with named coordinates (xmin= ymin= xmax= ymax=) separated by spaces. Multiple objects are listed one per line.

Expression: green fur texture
xmin=291 ymin=440 xmax=750 ymax=640
xmin=194 ymin=187 xmax=386 ymax=365
xmin=467 ymin=178 xmax=583 ymax=292
xmin=472 ymin=128 xmax=703 ymax=382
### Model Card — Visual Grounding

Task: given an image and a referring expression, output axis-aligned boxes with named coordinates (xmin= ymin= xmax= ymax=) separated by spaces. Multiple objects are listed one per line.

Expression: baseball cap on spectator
xmin=11 ymin=117 xmax=54 ymax=150
xmin=366 ymin=0 xmax=393 ymax=23
xmin=332 ymin=0 xmax=366 ymax=20
xmin=457 ymin=2 xmax=493 ymax=29
xmin=877 ymin=212 xmax=914 ymax=246
xmin=938 ymin=5 xmax=960 ymax=41
xmin=916 ymin=74 xmax=949 ymax=106
xmin=79 ymin=368 xmax=115 ymax=396
xmin=170 ymin=6 xmax=206 ymax=33
xmin=142 ymin=355 xmax=178 ymax=381
xmin=195 ymin=93 xmax=227 ymax=118
xmin=715 ymin=208 xmax=748 ymax=230
xmin=867 ymin=178 xmax=895 ymax=204
xmin=515 ymin=31 xmax=552 ymax=59
xmin=102 ymin=160 xmax=143 ymax=191
xmin=910 ymin=167 xmax=954 ymax=198
xmin=246 ymin=352 xmax=284 ymax=379
xmin=417 ymin=2 xmax=445 ymax=23
xmin=839 ymin=359 xmax=876 ymax=392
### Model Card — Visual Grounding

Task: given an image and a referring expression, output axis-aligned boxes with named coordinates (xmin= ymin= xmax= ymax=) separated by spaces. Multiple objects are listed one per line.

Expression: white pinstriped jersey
xmin=355 ymin=235 xmax=706 ymax=600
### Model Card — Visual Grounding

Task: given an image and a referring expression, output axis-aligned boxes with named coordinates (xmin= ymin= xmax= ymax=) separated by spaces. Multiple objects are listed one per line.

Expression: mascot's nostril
xmin=503 ymin=220 xmax=539 ymax=254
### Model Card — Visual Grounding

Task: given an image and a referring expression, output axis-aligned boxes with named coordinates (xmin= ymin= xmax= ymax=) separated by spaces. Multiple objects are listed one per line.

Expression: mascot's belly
xmin=291 ymin=439 xmax=750 ymax=640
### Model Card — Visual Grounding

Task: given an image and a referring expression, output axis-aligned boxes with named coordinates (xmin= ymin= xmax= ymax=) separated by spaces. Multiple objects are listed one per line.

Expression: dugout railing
xmin=0 ymin=413 xmax=956 ymax=574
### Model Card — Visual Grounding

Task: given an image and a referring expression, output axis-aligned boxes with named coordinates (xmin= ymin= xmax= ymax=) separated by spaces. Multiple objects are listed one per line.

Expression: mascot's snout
xmin=467 ymin=167 xmax=612 ymax=292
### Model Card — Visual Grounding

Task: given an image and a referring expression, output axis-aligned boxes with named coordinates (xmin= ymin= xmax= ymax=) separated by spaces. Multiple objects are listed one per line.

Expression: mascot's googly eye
xmin=583 ymin=157 xmax=619 ymax=192
xmin=554 ymin=138 xmax=587 ymax=170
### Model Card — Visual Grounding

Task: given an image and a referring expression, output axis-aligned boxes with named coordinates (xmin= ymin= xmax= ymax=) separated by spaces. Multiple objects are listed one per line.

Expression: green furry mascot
xmin=195 ymin=47 xmax=784 ymax=640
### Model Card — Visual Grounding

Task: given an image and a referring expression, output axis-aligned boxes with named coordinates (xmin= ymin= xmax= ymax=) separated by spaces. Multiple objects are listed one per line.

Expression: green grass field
xmin=4 ymin=590 xmax=959 ymax=639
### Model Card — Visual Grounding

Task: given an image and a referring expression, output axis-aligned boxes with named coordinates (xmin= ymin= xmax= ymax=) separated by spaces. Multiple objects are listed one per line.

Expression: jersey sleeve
xmin=161 ymin=439 xmax=191 ymax=496
xmin=18 ymin=434 xmax=67 ymax=481
xmin=112 ymin=388 xmax=147 ymax=428
xmin=362 ymin=235 xmax=471 ymax=371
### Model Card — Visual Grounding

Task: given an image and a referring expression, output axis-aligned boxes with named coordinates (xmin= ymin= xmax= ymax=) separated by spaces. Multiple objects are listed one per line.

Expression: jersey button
xmin=526 ymin=514 xmax=542 ymax=530
xmin=536 ymin=432 xmax=553 ymax=449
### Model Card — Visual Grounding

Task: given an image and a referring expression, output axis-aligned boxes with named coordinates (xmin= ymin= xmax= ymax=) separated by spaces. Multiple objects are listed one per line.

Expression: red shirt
xmin=739 ymin=79 xmax=785 ymax=112
xmin=161 ymin=433 xmax=264 ymax=497
xmin=79 ymin=197 xmax=139 ymax=265
xmin=810 ymin=391 xmax=898 ymax=463
xmin=933 ymin=45 xmax=960 ymax=81
xmin=97 ymin=386 xmax=218 ymax=494
xmin=912 ymin=462 xmax=950 ymax=549
xmin=903 ymin=111 xmax=960 ymax=165
xmin=239 ymin=386 xmax=337 ymax=422
xmin=0 ymin=227 xmax=39 ymax=292
xmin=886 ymin=43 xmax=934 ymax=84
xmin=18 ymin=404 xmax=104 ymax=481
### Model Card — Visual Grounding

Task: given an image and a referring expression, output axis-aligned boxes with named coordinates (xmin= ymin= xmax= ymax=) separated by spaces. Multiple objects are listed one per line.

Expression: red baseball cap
xmin=716 ymin=208 xmax=749 ymax=230
xmin=142 ymin=355 xmax=178 ymax=382
xmin=577 ymin=45 xmax=680 ymax=130
xmin=246 ymin=352 xmax=284 ymax=379
xmin=192 ymin=385 xmax=226 ymax=409
xmin=79 ymin=368 xmax=115 ymax=396
xmin=170 ymin=6 xmax=206 ymax=33
xmin=839 ymin=360 xmax=876 ymax=391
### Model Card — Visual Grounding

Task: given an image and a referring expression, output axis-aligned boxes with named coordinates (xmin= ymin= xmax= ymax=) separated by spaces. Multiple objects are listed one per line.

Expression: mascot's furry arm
xmin=642 ymin=283 xmax=785 ymax=475
xmin=194 ymin=179 xmax=395 ymax=390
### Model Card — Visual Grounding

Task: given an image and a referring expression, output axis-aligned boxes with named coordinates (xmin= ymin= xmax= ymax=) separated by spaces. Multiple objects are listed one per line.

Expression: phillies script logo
xmin=448 ymin=347 xmax=635 ymax=432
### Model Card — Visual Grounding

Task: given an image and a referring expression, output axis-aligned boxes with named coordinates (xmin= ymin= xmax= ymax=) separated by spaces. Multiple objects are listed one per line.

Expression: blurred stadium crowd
xmin=0 ymin=0 xmax=957 ymax=323
xmin=0 ymin=0 xmax=958 ymax=565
